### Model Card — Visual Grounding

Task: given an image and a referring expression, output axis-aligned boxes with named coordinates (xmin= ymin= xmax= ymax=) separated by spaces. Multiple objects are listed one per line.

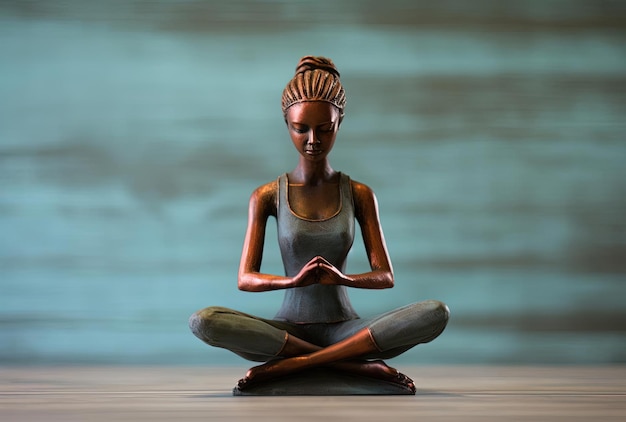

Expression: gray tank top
xmin=274 ymin=173 xmax=360 ymax=323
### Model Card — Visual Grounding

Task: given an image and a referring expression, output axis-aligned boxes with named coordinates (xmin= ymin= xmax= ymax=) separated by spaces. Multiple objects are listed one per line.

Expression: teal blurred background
xmin=1 ymin=0 xmax=625 ymax=365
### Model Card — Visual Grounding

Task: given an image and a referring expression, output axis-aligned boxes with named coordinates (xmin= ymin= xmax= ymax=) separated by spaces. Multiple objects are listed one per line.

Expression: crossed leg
xmin=189 ymin=300 xmax=449 ymax=392
xmin=238 ymin=329 xmax=416 ymax=392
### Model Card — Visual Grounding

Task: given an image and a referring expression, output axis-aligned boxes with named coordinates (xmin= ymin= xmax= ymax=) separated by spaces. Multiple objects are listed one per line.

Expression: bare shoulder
xmin=349 ymin=179 xmax=379 ymax=218
xmin=350 ymin=179 xmax=377 ymax=203
xmin=249 ymin=179 xmax=279 ymax=216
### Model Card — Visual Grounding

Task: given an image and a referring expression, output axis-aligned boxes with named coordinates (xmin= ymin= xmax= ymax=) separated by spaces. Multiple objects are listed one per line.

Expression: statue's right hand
xmin=291 ymin=259 xmax=320 ymax=287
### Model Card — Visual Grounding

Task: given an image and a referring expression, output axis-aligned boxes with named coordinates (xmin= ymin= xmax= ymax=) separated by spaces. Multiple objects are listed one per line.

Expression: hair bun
xmin=295 ymin=56 xmax=340 ymax=78
xmin=282 ymin=55 xmax=346 ymax=114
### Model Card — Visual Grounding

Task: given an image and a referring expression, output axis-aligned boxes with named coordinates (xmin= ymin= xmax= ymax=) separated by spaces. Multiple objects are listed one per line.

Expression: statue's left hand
xmin=315 ymin=256 xmax=349 ymax=286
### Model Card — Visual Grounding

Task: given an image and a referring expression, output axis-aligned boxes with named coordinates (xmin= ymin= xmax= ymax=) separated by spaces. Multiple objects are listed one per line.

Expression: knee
xmin=188 ymin=306 xmax=231 ymax=344
xmin=423 ymin=300 xmax=450 ymax=337
xmin=426 ymin=300 xmax=450 ymax=324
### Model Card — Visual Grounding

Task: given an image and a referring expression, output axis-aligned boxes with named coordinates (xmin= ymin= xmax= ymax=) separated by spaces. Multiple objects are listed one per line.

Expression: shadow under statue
xmin=189 ymin=56 xmax=449 ymax=396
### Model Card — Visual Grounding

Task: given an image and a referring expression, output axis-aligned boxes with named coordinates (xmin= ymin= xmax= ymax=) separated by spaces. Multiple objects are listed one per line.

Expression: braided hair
xmin=281 ymin=56 xmax=346 ymax=117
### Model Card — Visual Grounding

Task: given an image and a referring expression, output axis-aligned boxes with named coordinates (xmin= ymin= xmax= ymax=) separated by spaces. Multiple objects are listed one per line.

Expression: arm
xmin=237 ymin=181 xmax=318 ymax=292
xmin=317 ymin=181 xmax=394 ymax=289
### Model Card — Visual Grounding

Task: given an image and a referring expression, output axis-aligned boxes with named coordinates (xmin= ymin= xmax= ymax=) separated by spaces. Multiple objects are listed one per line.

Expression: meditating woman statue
xmin=189 ymin=56 xmax=449 ymax=395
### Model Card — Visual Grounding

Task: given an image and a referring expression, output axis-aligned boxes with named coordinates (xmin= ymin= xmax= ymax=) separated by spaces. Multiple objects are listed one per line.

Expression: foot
xmin=237 ymin=356 xmax=308 ymax=390
xmin=237 ymin=359 xmax=416 ymax=394
xmin=334 ymin=360 xmax=416 ymax=393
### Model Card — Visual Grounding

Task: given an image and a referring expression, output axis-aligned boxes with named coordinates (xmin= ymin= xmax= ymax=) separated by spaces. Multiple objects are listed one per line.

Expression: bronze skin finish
xmin=190 ymin=56 xmax=449 ymax=395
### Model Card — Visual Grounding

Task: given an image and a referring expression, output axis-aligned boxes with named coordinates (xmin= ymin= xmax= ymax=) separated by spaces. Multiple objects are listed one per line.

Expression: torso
xmin=273 ymin=172 xmax=359 ymax=323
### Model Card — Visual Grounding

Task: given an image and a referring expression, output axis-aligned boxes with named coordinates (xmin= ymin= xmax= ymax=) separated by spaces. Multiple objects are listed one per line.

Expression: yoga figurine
xmin=189 ymin=56 xmax=449 ymax=395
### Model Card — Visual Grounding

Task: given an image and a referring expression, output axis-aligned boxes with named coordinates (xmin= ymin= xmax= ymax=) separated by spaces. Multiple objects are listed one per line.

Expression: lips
xmin=305 ymin=149 xmax=323 ymax=155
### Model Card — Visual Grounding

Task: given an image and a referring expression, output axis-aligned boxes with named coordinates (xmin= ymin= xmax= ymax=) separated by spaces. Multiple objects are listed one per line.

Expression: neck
xmin=290 ymin=158 xmax=336 ymax=186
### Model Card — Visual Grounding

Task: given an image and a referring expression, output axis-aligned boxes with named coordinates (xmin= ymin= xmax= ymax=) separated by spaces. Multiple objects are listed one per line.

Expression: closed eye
xmin=291 ymin=125 xmax=308 ymax=134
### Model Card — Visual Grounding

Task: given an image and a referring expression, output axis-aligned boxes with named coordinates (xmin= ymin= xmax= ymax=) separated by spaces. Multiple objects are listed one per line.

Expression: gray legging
xmin=189 ymin=300 xmax=449 ymax=362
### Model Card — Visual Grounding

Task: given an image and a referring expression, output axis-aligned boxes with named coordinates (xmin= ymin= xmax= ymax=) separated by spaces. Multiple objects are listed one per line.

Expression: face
xmin=285 ymin=101 xmax=342 ymax=161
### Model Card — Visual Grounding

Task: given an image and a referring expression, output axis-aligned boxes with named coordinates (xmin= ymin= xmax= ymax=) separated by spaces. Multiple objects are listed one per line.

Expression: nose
xmin=307 ymin=129 xmax=320 ymax=145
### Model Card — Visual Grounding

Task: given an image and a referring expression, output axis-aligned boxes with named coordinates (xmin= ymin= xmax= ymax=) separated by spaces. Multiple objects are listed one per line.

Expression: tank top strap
xmin=339 ymin=172 xmax=353 ymax=212
xmin=277 ymin=173 xmax=288 ymax=218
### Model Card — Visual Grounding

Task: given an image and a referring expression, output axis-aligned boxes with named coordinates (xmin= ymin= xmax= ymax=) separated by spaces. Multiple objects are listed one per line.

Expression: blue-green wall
xmin=1 ymin=1 xmax=625 ymax=365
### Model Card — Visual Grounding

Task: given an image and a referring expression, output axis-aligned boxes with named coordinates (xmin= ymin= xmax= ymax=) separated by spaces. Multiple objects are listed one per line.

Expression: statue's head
xmin=281 ymin=56 xmax=346 ymax=119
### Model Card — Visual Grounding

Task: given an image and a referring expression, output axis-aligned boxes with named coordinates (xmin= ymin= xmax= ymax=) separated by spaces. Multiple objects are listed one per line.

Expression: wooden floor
xmin=1 ymin=366 xmax=625 ymax=421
